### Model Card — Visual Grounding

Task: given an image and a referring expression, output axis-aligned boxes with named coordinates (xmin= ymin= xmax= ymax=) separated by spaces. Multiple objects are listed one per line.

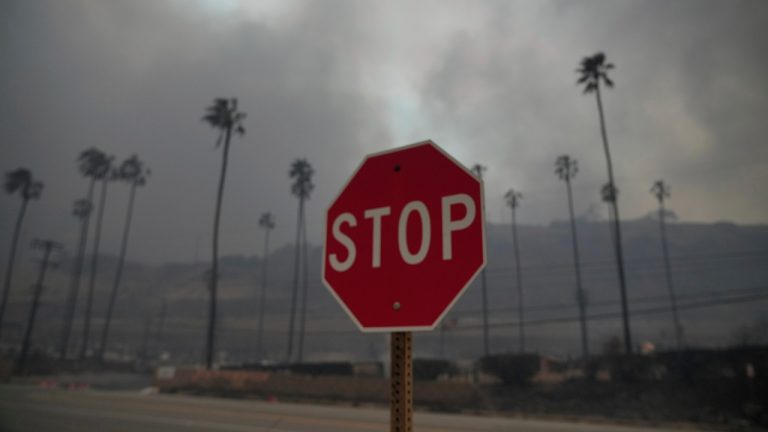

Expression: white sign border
xmin=321 ymin=139 xmax=488 ymax=333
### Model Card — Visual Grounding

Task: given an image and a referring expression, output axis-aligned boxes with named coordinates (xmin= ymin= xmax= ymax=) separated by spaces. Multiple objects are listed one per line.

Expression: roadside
xmin=0 ymin=384 xmax=725 ymax=432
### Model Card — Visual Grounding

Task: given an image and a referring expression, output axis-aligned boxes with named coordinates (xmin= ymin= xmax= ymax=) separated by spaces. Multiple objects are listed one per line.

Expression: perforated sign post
xmin=322 ymin=140 xmax=486 ymax=431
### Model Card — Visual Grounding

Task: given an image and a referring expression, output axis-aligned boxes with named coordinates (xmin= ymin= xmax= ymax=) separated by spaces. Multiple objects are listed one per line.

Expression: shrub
xmin=478 ymin=353 xmax=540 ymax=386
xmin=413 ymin=359 xmax=457 ymax=381
xmin=289 ymin=362 xmax=354 ymax=376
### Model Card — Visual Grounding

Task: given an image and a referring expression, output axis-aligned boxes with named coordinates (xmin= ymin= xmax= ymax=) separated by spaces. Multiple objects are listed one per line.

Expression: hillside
xmin=2 ymin=218 xmax=767 ymax=364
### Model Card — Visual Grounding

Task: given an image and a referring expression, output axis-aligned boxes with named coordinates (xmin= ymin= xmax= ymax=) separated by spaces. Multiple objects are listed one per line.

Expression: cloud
xmin=1 ymin=0 xmax=766 ymax=266
xmin=0 ymin=0 xmax=390 ymax=262
xmin=414 ymin=0 xmax=768 ymax=225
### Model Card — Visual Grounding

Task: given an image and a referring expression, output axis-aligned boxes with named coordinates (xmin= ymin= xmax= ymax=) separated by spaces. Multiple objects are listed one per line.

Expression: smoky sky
xmin=1 ymin=0 xmax=767 ymax=264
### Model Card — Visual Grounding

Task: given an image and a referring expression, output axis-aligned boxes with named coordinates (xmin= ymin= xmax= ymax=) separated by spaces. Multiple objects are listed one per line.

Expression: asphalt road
xmin=0 ymin=384 xmax=695 ymax=432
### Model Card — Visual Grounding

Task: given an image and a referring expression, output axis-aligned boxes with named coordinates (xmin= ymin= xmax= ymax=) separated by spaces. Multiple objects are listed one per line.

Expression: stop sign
xmin=322 ymin=140 xmax=486 ymax=332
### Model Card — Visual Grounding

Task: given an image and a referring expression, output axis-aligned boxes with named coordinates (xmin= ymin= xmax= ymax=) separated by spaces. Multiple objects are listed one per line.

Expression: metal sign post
xmin=390 ymin=331 xmax=412 ymax=432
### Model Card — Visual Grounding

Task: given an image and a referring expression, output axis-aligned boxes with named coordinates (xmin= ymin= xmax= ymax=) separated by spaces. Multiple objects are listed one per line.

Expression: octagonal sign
xmin=322 ymin=140 xmax=486 ymax=332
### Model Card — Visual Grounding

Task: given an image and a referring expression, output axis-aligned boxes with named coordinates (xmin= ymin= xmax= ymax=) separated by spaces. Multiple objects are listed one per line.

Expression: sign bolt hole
xmin=393 ymin=302 xmax=401 ymax=310
xmin=394 ymin=164 xmax=401 ymax=172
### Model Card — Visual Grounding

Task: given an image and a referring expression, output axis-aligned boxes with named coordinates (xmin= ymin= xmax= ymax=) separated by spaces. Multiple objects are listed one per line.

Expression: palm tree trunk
xmin=286 ymin=197 xmax=304 ymax=363
xmin=0 ymin=199 xmax=28 ymax=341
xmin=658 ymin=201 xmax=683 ymax=350
xmin=256 ymin=226 xmax=271 ymax=359
xmin=595 ymin=84 xmax=632 ymax=354
xmin=139 ymin=315 xmax=153 ymax=362
xmin=207 ymin=127 xmax=232 ymax=370
xmin=297 ymin=211 xmax=309 ymax=363
xmin=511 ymin=208 xmax=525 ymax=353
xmin=98 ymin=182 xmax=138 ymax=361
xmin=566 ymin=179 xmax=589 ymax=360
xmin=480 ymin=268 xmax=489 ymax=357
xmin=17 ymin=242 xmax=54 ymax=374
xmin=157 ymin=297 xmax=167 ymax=342
xmin=60 ymin=179 xmax=96 ymax=359
xmin=475 ymin=169 xmax=489 ymax=358
xmin=80 ymin=178 xmax=109 ymax=359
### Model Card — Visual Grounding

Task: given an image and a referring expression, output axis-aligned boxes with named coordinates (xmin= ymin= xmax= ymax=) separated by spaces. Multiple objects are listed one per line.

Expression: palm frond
xmin=78 ymin=148 xmax=111 ymax=179
xmin=504 ymin=189 xmax=522 ymax=209
xmin=4 ymin=168 xmax=32 ymax=195
xmin=601 ymin=183 xmax=618 ymax=203
xmin=203 ymin=97 xmax=247 ymax=147
xmin=289 ymin=159 xmax=315 ymax=199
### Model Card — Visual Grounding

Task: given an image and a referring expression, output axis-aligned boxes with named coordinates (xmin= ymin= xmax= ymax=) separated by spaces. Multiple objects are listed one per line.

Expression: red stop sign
xmin=322 ymin=140 xmax=486 ymax=332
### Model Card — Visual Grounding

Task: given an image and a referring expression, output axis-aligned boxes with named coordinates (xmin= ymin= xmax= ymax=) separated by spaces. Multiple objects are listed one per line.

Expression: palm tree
xmin=651 ymin=180 xmax=683 ymax=350
xmin=62 ymin=149 xmax=107 ymax=358
xmin=202 ymin=97 xmax=246 ymax=369
xmin=79 ymin=150 xmax=114 ymax=359
xmin=17 ymin=239 xmax=61 ymax=374
xmin=504 ymin=188 xmax=525 ymax=353
xmin=97 ymin=155 xmax=150 ymax=360
xmin=298 ymin=205 xmax=311 ymax=362
xmin=470 ymin=164 xmax=490 ymax=357
xmin=287 ymin=158 xmax=313 ymax=363
xmin=59 ymin=198 xmax=92 ymax=359
xmin=577 ymin=52 xmax=632 ymax=354
xmin=256 ymin=212 xmax=275 ymax=359
xmin=0 ymin=169 xmax=43 ymax=341
xmin=555 ymin=155 xmax=589 ymax=360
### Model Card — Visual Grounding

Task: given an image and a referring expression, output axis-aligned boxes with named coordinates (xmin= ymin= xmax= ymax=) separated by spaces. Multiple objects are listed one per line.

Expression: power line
xmin=449 ymin=286 xmax=768 ymax=317
xmin=485 ymin=249 xmax=768 ymax=277
xmin=451 ymin=290 xmax=768 ymax=332
xmin=154 ymin=287 xmax=768 ymax=337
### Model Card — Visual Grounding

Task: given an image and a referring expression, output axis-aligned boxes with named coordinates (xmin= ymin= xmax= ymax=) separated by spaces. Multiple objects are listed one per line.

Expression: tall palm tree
xmin=470 ymin=164 xmax=490 ymax=357
xmin=577 ymin=52 xmax=633 ymax=354
xmin=287 ymin=158 xmax=313 ymax=363
xmin=504 ymin=188 xmax=525 ymax=353
xmin=555 ymin=155 xmax=589 ymax=360
xmin=98 ymin=155 xmax=150 ymax=360
xmin=79 ymin=150 xmax=114 ymax=359
xmin=256 ymin=212 xmax=275 ymax=359
xmin=63 ymin=149 xmax=107 ymax=358
xmin=17 ymin=239 xmax=61 ymax=374
xmin=202 ymin=97 xmax=246 ymax=369
xmin=0 ymin=168 xmax=43 ymax=341
xmin=651 ymin=180 xmax=683 ymax=350
xmin=59 ymin=198 xmax=92 ymax=359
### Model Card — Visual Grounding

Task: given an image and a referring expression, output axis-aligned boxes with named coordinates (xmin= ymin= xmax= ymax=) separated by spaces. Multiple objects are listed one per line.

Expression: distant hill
xmin=3 ymin=219 xmax=767 ymax=363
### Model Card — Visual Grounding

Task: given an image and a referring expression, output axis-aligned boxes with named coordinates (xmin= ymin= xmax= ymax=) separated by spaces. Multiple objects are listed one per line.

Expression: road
xmin=0 ymin=384 xmax=695 ymax=432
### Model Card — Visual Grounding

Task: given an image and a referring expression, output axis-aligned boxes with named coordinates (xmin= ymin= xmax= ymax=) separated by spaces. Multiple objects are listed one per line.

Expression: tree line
xmin=1 ymin=53 xmax=683 ymax=371
xmin=469 ymin=53 xmax=683 ymax=361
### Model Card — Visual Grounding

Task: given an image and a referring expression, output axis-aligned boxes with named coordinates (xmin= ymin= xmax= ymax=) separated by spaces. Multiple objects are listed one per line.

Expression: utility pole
xmin=17 ymin=239 xmax=62 ymax=374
